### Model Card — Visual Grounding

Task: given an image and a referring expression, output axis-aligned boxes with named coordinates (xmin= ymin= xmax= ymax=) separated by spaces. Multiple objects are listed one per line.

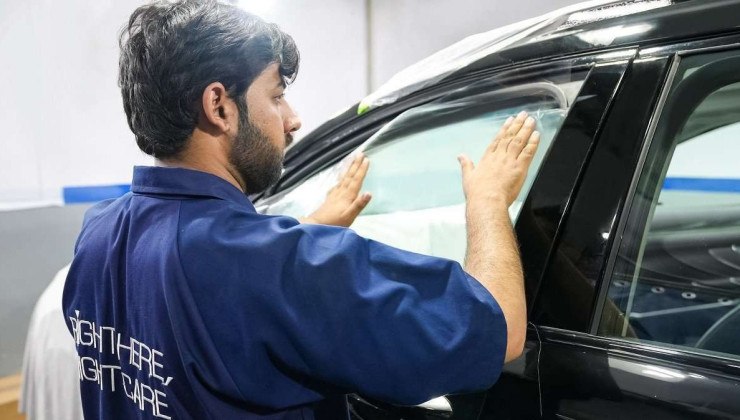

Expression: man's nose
xmin=284 ymin=103 xmax=302 ymax=134
xmin=285 ymin=115 xmax=301 ymax=133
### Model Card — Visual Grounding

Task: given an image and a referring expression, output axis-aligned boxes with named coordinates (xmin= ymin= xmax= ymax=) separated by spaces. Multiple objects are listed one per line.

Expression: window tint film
xmin=600 ymin=50 xmax=740 ymax=359
xmin=258 ymin=70 xmax=586 ymax=264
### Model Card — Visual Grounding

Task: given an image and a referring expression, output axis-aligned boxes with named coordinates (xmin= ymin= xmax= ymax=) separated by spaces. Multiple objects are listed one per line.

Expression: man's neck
xmin=155 ymin=134 xmax=246 ymax=193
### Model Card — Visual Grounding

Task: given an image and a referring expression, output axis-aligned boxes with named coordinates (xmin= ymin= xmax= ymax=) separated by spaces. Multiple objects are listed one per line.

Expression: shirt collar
xmin=131 ymin=166 xmax=256 ymax=211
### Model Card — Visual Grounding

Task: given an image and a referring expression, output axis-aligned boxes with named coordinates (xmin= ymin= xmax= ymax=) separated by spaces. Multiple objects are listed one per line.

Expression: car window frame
xmin=586 ymin=36 xmax=740 ymax=374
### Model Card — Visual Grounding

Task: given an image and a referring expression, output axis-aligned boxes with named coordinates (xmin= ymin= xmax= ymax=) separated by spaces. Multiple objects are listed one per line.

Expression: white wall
xmin=0 ymin=0 xmax=367 ymax=208
xmin=0 ymin=0 xmax=153 ymax=207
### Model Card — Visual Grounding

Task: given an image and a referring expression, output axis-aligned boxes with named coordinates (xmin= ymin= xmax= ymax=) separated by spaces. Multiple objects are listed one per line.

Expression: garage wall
xmin=0 ymin=0 xmax=154 ymax=208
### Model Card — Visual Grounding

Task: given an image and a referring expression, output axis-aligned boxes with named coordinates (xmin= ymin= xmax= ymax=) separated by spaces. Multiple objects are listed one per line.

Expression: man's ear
xmin=200 ymin=82 xmax=237 ymax=134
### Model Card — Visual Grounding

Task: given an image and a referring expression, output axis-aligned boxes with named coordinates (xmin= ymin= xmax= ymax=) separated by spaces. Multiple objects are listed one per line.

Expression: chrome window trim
xmin=639 ymin=39 xmax=740 ymax=59
xmin=539 ymin=325 xmax=740 ymax=374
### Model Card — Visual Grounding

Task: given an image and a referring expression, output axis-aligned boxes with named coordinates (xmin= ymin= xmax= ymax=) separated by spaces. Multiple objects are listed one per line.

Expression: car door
xmin=527 ymin=35 xmax=740 ymax=419
xmin=256 ymin=50 xmax=633 ymax=419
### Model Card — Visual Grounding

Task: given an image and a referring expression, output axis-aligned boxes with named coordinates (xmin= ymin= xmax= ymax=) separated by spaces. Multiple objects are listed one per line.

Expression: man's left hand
xmin=299 ymin=153 xmax=372 ymax=227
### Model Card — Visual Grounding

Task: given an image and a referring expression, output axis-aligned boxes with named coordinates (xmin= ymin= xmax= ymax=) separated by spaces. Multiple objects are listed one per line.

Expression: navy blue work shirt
xmin=62 ymin=166 xmax=507 ymax=419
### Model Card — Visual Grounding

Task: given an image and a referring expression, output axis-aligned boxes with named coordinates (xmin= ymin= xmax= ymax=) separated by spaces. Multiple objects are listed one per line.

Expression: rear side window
xmin=258 ymin=69 xmax=586 ymax=264
xmin=600 ymin=50 xmax=740 ymax=359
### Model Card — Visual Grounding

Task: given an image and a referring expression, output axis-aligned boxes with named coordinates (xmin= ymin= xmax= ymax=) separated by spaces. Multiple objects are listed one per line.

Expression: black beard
xmin=229 ymin=102 xmax=284 ymax=195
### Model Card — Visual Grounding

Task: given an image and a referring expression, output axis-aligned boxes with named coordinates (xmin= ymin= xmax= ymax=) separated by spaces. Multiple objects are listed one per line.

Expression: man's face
xmin=228 ymin=62 xmax=301 ymax=195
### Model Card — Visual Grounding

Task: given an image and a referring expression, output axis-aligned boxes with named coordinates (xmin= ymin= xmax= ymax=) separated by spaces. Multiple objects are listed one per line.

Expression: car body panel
xmin=537 ymin=327 xmax=740 ymax=419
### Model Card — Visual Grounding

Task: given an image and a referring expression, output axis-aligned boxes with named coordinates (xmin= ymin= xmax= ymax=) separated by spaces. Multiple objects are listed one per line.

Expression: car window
xmin=599 ymin=50 xmax=740 ymax=359
xmin=258 ymin=70 xmax=586 ymax=264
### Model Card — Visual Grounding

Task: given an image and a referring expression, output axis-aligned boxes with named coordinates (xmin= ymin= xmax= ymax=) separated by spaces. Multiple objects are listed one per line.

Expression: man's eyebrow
xmin=275 ymin=79 xmax=286 ymax=89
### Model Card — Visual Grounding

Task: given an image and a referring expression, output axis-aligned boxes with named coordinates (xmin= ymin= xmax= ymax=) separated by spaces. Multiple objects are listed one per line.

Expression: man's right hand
xmin=458 ymin=111 xmax=540 ymax=208
xmin=457 ymin=110 xmax=540 ymax=363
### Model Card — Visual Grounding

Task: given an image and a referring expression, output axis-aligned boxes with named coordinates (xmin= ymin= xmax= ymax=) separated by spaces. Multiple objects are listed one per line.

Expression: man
xmin=62 ymin=0 xmax=540 ymax=418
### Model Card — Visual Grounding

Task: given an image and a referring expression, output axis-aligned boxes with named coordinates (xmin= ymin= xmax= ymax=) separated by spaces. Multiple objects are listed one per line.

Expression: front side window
xmin=258 ymin=68 xmax=586 ymax=264
xmin=600 ymin=50 xmax=740 ymax=359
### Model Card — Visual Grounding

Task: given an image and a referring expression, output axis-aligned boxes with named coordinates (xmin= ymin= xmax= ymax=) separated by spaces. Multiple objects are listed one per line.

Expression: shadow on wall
xmin=0 ymin=204 xmax=90 ymax=377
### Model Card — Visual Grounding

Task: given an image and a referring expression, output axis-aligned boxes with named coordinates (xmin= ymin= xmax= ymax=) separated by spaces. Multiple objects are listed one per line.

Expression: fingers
xmin=489 ymin=116 xmax=515 ymax=152
xmin=347 ymin=193 xmax=372 ymax=220
xmin=499 ymin=116 xmax=515 ymax=135
xmin=518 ymin=131 xmax=541 ymax=163
xmin=489 ymin=111 xmax=530 ymax=154
xmin=458 ymin=154 xmax=474 ymax=179
xmin=346 ymin=157 xmax=370 ymax=194
xmin=341 ymin=153 xmax=364 ymax=187
xmin=505 ymin=111 xmax=529 ymax=138
xmin=507 ymin=116 xmax=536 ymax=155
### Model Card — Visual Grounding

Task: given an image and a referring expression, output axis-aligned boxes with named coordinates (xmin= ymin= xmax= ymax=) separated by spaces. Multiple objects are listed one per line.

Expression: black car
xmin=255 ymin=1 xmax=740 ymax=418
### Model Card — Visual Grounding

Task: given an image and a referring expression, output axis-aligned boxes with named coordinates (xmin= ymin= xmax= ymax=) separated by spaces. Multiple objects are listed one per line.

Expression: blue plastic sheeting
xmin=63 ymin=184 xmax=131 ymax=204
xmin=663 ymin=177 xmax=740 ymax=193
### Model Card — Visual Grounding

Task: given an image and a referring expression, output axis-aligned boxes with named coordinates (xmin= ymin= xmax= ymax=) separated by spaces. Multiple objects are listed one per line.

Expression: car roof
xmin=288 ymin=0 xmax=740 ymax=163
xmin=454 ymin=0 xmax=740 ymax=78
xmin=358 ymin=0 xmax=670 ymax=114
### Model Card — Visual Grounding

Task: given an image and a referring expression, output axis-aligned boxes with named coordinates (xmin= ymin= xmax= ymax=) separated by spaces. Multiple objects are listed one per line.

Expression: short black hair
xmin=119 ymin=0 xmax=299 ymax=158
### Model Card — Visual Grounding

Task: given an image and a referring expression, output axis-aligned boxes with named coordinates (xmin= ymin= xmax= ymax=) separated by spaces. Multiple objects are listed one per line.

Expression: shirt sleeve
xmin=177 ymin=205 xmax=507 ymax=406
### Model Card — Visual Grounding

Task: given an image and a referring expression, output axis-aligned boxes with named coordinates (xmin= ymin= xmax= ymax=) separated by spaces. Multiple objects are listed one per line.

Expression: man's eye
xmin=274 ymin=93 xmax=285 ymax=102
